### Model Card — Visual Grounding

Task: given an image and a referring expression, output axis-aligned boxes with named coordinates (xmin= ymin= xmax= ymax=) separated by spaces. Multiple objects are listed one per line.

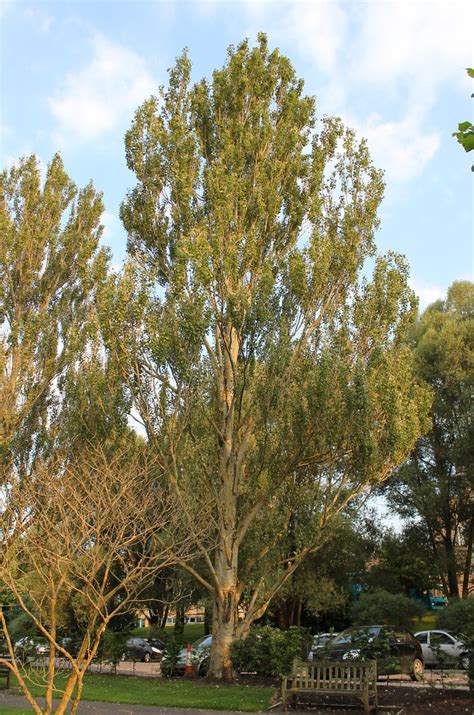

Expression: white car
xmin=14 ymin=637 xmax=49 ymax=662
xmin=414 ymin=630 xmax=469 ymax=669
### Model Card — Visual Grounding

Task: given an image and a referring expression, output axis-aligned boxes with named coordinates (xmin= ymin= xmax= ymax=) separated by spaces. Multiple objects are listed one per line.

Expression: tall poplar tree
xmin=0 ymin=154 xmax=108 ymax=478
xmin=102 ymin=35 xmax=430 ymax=678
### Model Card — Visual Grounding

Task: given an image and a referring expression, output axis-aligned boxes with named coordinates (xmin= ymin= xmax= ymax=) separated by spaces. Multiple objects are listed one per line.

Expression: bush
xmin=97 ymin=630 xmax=130 ymax=667
xmin=351 ymin=590 xmax=424 ymax=630
xmin=437 ymin=599 xmax=474 ymax=690
xmin=230 ymin=625 xmax=310 ymax=677
xmin=437 ymin=599 xmax=474 ymax=636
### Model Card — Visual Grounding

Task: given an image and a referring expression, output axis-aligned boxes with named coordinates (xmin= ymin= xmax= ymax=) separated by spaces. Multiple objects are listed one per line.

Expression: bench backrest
xmin=291 ymin=659 xmax=377 ymax=692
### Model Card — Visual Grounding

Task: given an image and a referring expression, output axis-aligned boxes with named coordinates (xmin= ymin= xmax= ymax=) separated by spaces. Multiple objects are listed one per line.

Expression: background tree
xmin=101 ymin=35 xmax=430 ymax=679
xmin=351 ymin=590 xmax=424 ymax=630
xmin=0 ymin=446 xmax=193 ymax=715
xmin=364 ymin=523 xmax=441 ymax=596
xmin=0 ymin=154 xmax=108 ymax=481
xmin=268 ymin=514 xmax=377 ymax=631
xmin=385 ymin=281 xmax=474 ymax=598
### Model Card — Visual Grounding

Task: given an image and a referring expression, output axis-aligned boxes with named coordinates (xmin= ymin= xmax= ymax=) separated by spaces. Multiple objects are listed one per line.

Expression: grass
xmin=132 ymin=623 xmax=206 ymax=647
xmin=0 ymin=709 xmax=31 ymax=714
xmin=9 ymin=671 xmax=274 ymax=712
xmin=410 ymin=610 xmax=438 ymax=633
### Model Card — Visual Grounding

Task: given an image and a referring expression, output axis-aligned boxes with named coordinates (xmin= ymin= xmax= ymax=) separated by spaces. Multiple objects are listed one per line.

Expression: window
xmin=416 ymin=633 xmax=428 ymax=644
xmin=431 ymin=632 xmax=454 ymax=646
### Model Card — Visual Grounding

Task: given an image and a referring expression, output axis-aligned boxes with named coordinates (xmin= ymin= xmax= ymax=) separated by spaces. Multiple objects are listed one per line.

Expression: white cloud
xmin=348 ymin=108 xmax=440 ymax=183
xmin=49 ymin=34 xmax=156 ymax=146
xmin=241 ymin=0 xmax=472 ymax=182
xmin=409 ymin=279 xmax=445 ymax=309
xmin=352 ymin=0 xmax=473 ymax=91
xmin=275 ymin=0 xmax=348 ymax=73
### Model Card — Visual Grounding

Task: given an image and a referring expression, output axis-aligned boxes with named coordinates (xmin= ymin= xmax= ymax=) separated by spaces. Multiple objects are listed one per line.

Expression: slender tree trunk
xmin=444 ymin=531 xmax=460 ymax=598
xmin=160 ymin=604 xmax=170 ymax=629
xmin=207 ymin=322 xmax=241 ymax=680
xmin=296 ymin=598 xmax=303 ymax=627
xmin=174 ymin=602 xmax=185 ymax=637
xmin=45 ymin=593 xmax=57 ymax=714
xmin=462 ymin=516 xmax=473 ymax=598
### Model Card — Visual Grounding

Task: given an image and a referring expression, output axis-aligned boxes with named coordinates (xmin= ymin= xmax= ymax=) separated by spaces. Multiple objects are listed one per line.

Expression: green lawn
xmin=410 ymin=610 xmax=438 ymax=633
xmin=0 ymin=709 xmax=31 ymax=714
xmin=132 ymin=623 xmax=206 ymax=646
xmin=9 ymin=671 xmax=274 ymax=712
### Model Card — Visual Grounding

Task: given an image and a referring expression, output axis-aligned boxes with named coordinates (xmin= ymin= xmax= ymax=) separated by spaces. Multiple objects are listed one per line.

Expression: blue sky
xmin=1 ymin=0 xmax=473 ymax=307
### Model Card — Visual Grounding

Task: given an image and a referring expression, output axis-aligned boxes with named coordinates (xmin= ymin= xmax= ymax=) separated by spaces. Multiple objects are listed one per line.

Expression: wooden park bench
xmin=281 ymin=659 xmax=378 ymax=713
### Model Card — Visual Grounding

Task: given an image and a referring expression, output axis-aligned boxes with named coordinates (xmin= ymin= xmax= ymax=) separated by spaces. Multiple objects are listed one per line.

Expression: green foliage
xmin=161 ymin=634 xmax=184 ymax=676
xmin=385 ymin=281 xmax=474 ymax=598
xmin=0 ymin=153 xmax=108 ymax=477
xmin=437 ymin=598 xmax=474 ymax=637
xmin=351 ymin=590 xmax=424 ymax=630
xmin=230 ymin=625 xmax=311 ymax=676
xmin=438 ymin=599 xmax=474 ymax=689
xmin=452 ymin=69 xmax=474 ymax=170
xmin=101 ymin=34 xmax=431 ymax=677
xmin=97 ymin=630 xmax=131 ymax=667
xmin=365 ymin=524 xmax=440 ymax=595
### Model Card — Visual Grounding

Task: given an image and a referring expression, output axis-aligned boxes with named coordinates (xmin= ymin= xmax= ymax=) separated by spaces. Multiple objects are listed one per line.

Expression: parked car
xmin=161 ymin=635 xmax=212 ymax=676
xmin=414 ymin=630 xmax=469 ymax=670
xmin=324 ymin=625 xmax=424 ymax=681
xmin=14 ymin=637 xmax=49 ymax=663
xmin=122 ymin=637 xmax=165 ymax=662
xmin=307 ymin=633 xmax=337 ymax=660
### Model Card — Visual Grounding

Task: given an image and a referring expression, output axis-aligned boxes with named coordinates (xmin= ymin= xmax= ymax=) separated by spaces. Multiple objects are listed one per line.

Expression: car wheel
xmin=460 ymin=653 xmax=469 ymax=671
xmin=143 ymin=652 xmax=151 ymax=663
xmin=410 ymin=658 xmax=424 ymax=681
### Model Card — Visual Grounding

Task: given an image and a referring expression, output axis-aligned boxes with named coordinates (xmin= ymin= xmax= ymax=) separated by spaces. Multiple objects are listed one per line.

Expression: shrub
xmin=437 ymin=599 xmax=474 ymax=636
xmin=437 ymin=599 xmax=474 ymax=690
xmin=351 ymin=589 xmax=424 ymax=630
xmin=230 ymin=625 xmax=310 ymax=676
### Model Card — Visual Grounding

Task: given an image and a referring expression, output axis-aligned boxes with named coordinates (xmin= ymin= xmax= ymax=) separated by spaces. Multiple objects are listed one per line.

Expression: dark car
xmin=323 ymin=625 xmax=424 ymax=681
xmin=308 ymin=632 xmax=338 ymax=661
xmin=122 ymin=637 xmax=165 ymax=662
xmin=160 ymin=635 xmax=212 ymax=676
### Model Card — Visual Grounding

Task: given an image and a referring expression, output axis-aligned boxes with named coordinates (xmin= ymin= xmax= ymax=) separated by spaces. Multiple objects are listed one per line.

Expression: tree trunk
xmin=174 ymin=602 xmax=185 ymax=637
xmin=444 ymin=531 xmax=460 ymax=598
xmin=207 ymin=539 xmax=238 ymax=680
xmin=462 ymin=516 xmax=473 ymax=598
xmin=208 ymin=586 xmax=238 ymax=680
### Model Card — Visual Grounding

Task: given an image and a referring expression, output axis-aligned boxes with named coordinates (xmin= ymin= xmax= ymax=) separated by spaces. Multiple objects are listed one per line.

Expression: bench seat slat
xmin=283 ymin=659 xmax=377 ymax=714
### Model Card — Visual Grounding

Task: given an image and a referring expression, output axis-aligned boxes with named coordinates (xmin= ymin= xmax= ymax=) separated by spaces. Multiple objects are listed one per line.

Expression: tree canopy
xmin=100 ymin=35 xmax=431 ymax=678
xmin=385 ymin=281 xmax=474 ymax=598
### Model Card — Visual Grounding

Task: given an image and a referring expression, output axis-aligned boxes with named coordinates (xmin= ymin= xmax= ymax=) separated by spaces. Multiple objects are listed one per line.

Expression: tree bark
xmin=207 ymin=559 xmax=238 ymax=680
xmin=444 ymin=531 xmax=460 ymax=598
xmin=462 ymin=516 xmax=473 ymax=598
